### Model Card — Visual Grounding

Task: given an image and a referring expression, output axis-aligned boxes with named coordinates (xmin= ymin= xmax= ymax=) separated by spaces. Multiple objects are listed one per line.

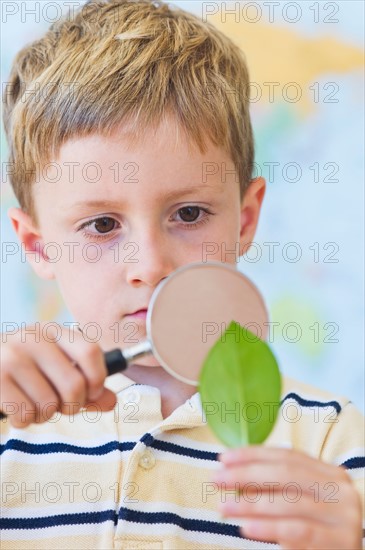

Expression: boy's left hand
xmin=213 ymin=447 xmax=362 ymax=549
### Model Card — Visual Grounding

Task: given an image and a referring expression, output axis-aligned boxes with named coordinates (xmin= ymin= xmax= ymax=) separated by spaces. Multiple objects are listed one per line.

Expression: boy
xmin=1 ymin=0 xmax=363 ymax=548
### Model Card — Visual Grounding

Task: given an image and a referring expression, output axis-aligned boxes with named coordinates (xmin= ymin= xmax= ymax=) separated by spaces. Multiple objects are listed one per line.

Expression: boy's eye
xmin=78 ymin=216 xmax=119 ymax=240
xmin=93 ymin=217 xmax=116 ymax=233
xmin=174 ymin=206 xmax=213 ymax=229
xmin=178 ymin=206 xmax=200 ymax=223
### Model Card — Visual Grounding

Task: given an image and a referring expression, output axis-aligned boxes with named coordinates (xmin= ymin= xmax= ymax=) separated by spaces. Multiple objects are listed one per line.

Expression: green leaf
xmin=199 ymin=320 xmax=281 ymax=448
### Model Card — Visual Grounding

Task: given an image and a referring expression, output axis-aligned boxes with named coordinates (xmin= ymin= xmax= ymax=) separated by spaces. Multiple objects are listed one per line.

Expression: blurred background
xmin=1 ymin=1 xmax=364 ymax=409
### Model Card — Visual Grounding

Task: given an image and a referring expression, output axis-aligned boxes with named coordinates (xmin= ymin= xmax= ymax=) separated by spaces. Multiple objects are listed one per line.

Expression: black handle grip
xmin=104 ymin=348 xmax=128 ymax=376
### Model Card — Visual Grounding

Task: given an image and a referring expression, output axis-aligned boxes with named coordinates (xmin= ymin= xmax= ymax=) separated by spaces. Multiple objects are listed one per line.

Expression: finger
xmin=240 ymin=518 xmax=360 ymax=549
xmin=212 ymin=462 xmax=344 ymax=499
xmin=85 ymin=387 xmax=117 ymax=412
xmin=7 ymin=358 xmax=61 ymax=416
xmin=219 ymin=446 xmax=341 ymax=478
xmin=1 ymin=378 xmax=43 ymax=428
xmin=219 ymin=490 xmax=344 ymax=526
xmin=21 ymin=343 xmax=88 ymax=413
xmin=1 ymin=350 xmax=60 ymax=425
xmin=47 ymin=327 xmax=108 ymax=402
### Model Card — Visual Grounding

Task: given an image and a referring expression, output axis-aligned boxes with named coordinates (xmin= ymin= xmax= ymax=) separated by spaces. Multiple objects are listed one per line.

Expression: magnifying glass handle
xmin=104 ymin=339 xmax=153 ymax=376
xmin=104 ymin=349 xmax=127 ymax=376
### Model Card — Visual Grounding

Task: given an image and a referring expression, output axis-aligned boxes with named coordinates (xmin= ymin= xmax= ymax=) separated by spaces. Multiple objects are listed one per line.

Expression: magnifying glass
xmin=105 ymin=261 xmax=269 ymax=385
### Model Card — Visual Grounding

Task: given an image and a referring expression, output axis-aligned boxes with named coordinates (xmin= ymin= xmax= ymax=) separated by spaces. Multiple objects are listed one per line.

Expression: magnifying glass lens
xmin=149 ymin=262 xmax=268 ymax=386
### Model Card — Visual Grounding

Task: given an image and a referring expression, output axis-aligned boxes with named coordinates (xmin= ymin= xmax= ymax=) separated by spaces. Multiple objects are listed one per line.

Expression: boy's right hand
xmin=0 ymin=324 xmax=117 ymax=428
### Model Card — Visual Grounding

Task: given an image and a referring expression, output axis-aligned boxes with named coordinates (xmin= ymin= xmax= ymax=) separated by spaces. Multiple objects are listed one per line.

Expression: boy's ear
xmin=239 ymin=176 xmax=266 ymax=255
xmin=8 ymin=207 xmax=56 ymax=280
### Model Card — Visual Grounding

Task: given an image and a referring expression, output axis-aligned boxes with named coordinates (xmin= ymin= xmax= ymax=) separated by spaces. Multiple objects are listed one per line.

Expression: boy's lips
xmin=125 ymin=308 xmax=148 ymax=320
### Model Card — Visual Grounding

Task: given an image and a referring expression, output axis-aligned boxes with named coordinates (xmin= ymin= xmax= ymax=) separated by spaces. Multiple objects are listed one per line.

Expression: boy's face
xmin=10 ymin=115 xmax=265 ymax=366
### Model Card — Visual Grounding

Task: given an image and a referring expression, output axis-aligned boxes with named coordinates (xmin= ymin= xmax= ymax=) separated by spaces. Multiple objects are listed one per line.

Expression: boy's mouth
xmin=125 ymin=308 xmax=148 ymax=320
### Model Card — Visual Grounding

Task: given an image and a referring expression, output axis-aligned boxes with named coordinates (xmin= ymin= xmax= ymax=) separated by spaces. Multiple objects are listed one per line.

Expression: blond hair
xmin=3 ymin=0 xmax=254 ymax=225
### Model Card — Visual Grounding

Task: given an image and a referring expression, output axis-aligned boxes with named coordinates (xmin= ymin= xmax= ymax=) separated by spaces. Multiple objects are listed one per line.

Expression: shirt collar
xmin=105 ymin=372 xmax=204 ymax=429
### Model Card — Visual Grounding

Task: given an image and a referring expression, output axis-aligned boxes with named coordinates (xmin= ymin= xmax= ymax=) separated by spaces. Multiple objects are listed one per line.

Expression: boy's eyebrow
xmin=69 ymin=185 xmax=222 ymax=211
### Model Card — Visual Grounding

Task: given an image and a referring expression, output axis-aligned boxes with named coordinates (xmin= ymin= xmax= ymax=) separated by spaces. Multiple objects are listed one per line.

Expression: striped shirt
xmin=1 ymin=373 xmax=364 ymax=549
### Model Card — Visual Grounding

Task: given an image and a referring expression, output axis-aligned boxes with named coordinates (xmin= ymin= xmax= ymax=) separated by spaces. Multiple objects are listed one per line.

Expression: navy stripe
xmin=140 ymin=432 xmax=219 ymax=461
xmin=0 ymin=510 xmax=118 ymax=530
xmin=281 ymin=392 xmax=341 ymax=414
xmin=1 ymin=508 xmax=247 ymax=539
xmin=0 ymin=439 xmax=135 ymax=456
xmin=150 ymin=438 xmax=219 ymax=461
xmin=119 ymin=507 xmax=242 ymax=538
xmin=140 ymin=432 xmax=154 ymax=446
xmin=341 ymin=456 xmax=365 ymax=469
xmin=0 ymin=436 xmax=220 ymax=461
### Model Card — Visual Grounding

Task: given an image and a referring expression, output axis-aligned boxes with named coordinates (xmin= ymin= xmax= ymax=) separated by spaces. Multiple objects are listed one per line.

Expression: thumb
xmin=85 ymin=388 xmax=117 ymax=412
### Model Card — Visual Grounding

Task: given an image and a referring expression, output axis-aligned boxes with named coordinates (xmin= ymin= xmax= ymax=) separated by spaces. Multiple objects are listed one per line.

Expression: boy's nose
xmin=124 ymin=229 xmax=176 ymax=288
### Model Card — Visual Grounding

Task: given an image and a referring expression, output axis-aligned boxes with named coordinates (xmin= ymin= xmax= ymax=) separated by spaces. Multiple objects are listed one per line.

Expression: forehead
xmin=33 ymin=121 xmax=236 ymax=209
xmin=55 ymin=116 xmax=227 ymax=167
xmin=35 ymin=141 xmax=239 ymax=225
